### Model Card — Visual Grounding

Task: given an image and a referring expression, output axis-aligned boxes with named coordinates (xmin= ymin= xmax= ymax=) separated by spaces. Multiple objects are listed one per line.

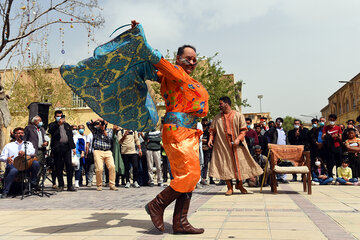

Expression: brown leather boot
xmin=173 ymin=192 xmax=204 ymax=234
xmin=145 ymin=186 xmax=181 ymax=232
xmin=225 ymin=180 xmax=233 ymax=196
xmin=235 ymin=179 xmax=248 ymax=194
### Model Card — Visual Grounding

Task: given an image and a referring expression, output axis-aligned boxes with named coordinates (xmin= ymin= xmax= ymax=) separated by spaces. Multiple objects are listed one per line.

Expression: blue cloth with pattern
xmin=60 ymin=24 xmax=162 ymax=131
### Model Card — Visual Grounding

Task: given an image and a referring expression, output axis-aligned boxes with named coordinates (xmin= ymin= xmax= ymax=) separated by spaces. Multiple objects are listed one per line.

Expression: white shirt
xmin=86 ymin=133 xmax=94 ymax=153
xmin=276 ymin=128 xmax=287 ymax=145
xmin=0 ymin=140 xmax=35 ymax=162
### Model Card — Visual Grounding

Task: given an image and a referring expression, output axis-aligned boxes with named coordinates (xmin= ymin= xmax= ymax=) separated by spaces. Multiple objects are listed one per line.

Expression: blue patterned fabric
xmin=60 ymin=24 xmax=162 ymax=131
xmin=164 ymin=112 xmax=198 ymax=129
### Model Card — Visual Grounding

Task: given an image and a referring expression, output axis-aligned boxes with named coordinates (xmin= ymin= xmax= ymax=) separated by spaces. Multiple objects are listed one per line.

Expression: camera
xmin=100 ymin=121 xmax=105 ymax=126
xmin=61 ymin=114 xmax=65 ymax=118
xmin=128 ymin=131 xmax=133 ymax=135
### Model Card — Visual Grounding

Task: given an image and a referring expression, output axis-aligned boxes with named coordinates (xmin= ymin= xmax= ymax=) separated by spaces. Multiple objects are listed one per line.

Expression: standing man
xmin=86 ymin=118 xmax=118 ymax=191
xmin=144 ymin=128 xmax=163 ymax=187
xmin=117 ymin=129 xmax=142 ymax=188
xmin=245 ymin=118 xmax=259 ymax=154
xmin=288 ymin=119 xmax=309 ymax=181
xmin=267 ymin=117 xmax=290 ymax=183
xmin=322 ymin=114 xmax=343 ymax=178
xmin=208 ymin=96 xmax=263 ymax=196
xmin=24 ymin=115 xmax=48 ymax=180
xmin=0 ymin=127 xmax=40 ymax=198
xmin=48 ymin=110 xmax=76 ymax=192
xmin=85 ymin=130 xmax=95 ymax=187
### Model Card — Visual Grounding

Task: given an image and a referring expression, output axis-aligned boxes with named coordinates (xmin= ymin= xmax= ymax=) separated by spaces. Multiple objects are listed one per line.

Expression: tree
xmin=4 ymin=56 xmax=78 ymax=127
xmin=191 ymin=53 xmax=250 ymax=119
xmin=283 ymin=116 xmax=296 ymax=132
xmin=0 ymin=0 xmax=104 ymax=62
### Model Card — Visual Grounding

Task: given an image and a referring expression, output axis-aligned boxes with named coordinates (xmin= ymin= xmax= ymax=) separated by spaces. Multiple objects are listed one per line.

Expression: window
xmin=346 ymin=100 xmax=349 ymax=112
xmin=72 ymin=92 xmax=87 ymax=108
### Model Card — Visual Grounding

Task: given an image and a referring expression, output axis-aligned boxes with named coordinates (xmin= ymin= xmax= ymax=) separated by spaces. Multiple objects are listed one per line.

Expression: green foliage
xmin=6 ymin=56 xmax=74 ymax=119
xmin=283 ymin=116 xmax=296 ymax=132
xmin=191 ymin=53 xmax=249 ymax=119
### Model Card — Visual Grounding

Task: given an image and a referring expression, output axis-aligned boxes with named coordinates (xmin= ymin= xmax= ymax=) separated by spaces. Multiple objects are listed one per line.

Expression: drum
xmin=13 ymin=156 xmax=37 ymax=171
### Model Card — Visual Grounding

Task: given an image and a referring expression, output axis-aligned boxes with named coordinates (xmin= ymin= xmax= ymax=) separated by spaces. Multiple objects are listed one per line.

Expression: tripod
xmin=21 ymin=139 xmax=35 ymax=200
xmin=38 ymin=160 xmax=55 ymax=198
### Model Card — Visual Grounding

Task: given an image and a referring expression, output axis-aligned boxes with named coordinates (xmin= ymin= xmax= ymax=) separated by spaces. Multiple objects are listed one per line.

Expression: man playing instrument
xmin=0 ymin=127 xmax=40 ymax=198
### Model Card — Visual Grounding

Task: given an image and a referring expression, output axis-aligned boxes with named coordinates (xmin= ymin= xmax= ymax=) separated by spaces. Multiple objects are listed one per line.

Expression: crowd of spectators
xmin=1 ymin=110 xmax=360 ymax=198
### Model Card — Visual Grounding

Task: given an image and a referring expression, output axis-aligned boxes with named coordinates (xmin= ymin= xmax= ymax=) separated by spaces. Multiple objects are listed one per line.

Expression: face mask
xmin=247 ymin=125 xmax=251 ymax=129
xmin=56 ymin=116 xmax=61 ymax=122
xmin=319 ymin=122 xmax=325 ymax=127
xmin=38 ymin=122 xmax=43 ymax=127
xmin=79 ymin=129 xmax=85 ymax=134
xmin=312 ymin=124 xmax=318 ymax=128
xmin=329 ymin=121 xmax=335 ymax=126
xmin=72 ymin=130 xmax=78 ymax=135
xmin=294 ymin=125 xmax=300 ymax=129
xmin=278 ymin=122 xmax=282 ymax=127
xmin=315 ymin=161 xmax=321 ymax=167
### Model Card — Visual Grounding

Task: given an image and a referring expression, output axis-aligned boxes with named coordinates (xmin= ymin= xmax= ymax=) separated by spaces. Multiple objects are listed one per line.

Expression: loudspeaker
xmin=28 ymin=102 xmax=52 ymax=130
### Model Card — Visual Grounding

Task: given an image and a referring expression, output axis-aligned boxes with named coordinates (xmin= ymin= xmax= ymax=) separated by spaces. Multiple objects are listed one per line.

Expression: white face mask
xmin=315 ymin=161 xmax=321 ymax=167
xmin=294 ymin=125 xmax=300 ymax=129
xmin=329 ymin=121 xmax=336 ymax=126
xmin=72 ymin=130 xmax=78 ymax=135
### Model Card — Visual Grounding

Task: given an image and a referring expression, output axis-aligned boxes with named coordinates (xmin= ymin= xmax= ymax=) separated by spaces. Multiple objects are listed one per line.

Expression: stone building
xmin=320 ymin=73 xmax=360 ymax=124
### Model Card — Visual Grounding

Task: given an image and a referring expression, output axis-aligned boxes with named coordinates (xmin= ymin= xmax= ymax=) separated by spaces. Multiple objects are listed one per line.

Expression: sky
xmin=5 ymin=0 xmax=360 ymax=122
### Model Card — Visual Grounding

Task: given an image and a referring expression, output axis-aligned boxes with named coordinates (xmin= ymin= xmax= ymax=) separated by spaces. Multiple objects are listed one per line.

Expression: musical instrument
xmin=13 ymin=156 xmax=37 ymax=171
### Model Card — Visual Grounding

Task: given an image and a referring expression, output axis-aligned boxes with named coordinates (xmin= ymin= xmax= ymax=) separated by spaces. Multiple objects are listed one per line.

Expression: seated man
xmin=247 ymin=145 xmax=270 ymax=187
xmin=0 ymin=127 xmax=40 ymax=198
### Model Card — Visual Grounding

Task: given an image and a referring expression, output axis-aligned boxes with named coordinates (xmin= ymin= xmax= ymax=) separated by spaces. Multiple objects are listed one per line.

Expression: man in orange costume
xmin=131 ymin=21 xmax=208 ymax=234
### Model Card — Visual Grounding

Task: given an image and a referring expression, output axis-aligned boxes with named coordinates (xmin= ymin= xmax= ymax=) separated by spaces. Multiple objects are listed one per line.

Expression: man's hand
xmin=295 ymin=129 xmax=300 ymax=137
xmin=73 ymin=149 xmax=76 ymax=155
xmin=343 ymin=177 xmax=349 ymax=181
xmin=131 ymin=20 xmax=139 ymax=28
xmin=7 ymin=156 xmax=14 ymax=164
xmin=18 ymin=151 xmax=25 ymax=157
xmin=58 ymin=118 xmax=65 ymax=125
xmin=208 ymin=139 xmax=213 ymax=148
xmin=124 ymin=130 xmax=129 ymax=136
xmin=138 ymin=150 xmax=142 ymax=157
xmin=233 ymin=138 xmax=241 ymax=147
xmin=42 ymin=141 xmax=48 ymax=147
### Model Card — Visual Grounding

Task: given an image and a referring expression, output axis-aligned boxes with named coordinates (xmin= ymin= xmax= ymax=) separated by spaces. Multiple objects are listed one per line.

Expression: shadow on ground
xmin=26 ymin=212 xmax=164 ymax=235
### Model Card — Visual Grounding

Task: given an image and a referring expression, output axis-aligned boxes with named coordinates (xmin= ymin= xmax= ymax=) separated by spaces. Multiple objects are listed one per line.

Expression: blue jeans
xmin=312 ymin=177 xmax=333 ymax=185
xmin=336 ymin=177 xmax=358 ymax=185
xmin=4 ymin=161 xmax=40 ymax=194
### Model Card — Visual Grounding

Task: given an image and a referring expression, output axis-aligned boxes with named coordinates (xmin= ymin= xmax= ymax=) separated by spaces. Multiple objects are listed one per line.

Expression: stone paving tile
xmin=2 ymin=181 xmax=360 ymax=239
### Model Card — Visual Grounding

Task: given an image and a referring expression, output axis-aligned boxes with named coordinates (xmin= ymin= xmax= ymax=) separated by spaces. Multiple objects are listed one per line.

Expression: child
xmin=336 ymin=159 xmax=358 ymax=185
xmin=312 ymin=158 xmax=333 ymax=185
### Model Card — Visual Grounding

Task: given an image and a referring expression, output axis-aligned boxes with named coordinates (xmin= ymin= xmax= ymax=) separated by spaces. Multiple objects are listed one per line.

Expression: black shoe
xmin=290 ymin=178 xmax=297 ymax=182
xmin=67 ymin=186 xmax=77 ymax=192
xmin=57 ymin=186 xmax=64 ymax=192
xmin=115 ymin=183 xmax=120 ymax=187
xmin=32 ymin=183 xmax=41 ymax=191
xmin=149 ymin=182 xmax=154 ymax=187
xmin=278 ymin=179 xmax=289 ymax=184
xmin=217 ymin=180 xmax=226 ymax=186
xmin=209 ymin=179 xmax=216 ymax=184
xmin=1 ymin=193 xmax=8 ymax=199
xmin=163 ymin=179 xmax=168 ymax=183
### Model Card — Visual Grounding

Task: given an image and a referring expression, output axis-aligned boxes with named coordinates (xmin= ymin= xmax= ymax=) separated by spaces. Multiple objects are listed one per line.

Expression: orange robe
xmin=154 ymin=58 xmax=209 ymax=193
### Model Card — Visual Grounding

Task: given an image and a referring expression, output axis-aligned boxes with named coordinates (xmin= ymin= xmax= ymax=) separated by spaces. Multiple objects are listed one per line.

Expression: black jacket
xmin=24 ymin=124 xmax=47 ymax=155
xmin=48 ymin=121 xmax=75 ymax=149
xmin=268 ymin=127 xmax=288 ymax=145
xmin=288 ymin=127 xmax=309 ymax=150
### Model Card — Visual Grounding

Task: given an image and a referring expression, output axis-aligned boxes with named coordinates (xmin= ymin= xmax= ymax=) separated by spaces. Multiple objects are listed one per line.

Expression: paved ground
xmin=0 ymin=177 xmax=360 ymax=240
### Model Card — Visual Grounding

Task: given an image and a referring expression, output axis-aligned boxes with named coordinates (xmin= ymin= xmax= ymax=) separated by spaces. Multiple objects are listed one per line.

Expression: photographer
xmin=86 ymin=118 xmax=117 ymax=191
xmin=48 ymin=110 xmax=76 ymax=192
